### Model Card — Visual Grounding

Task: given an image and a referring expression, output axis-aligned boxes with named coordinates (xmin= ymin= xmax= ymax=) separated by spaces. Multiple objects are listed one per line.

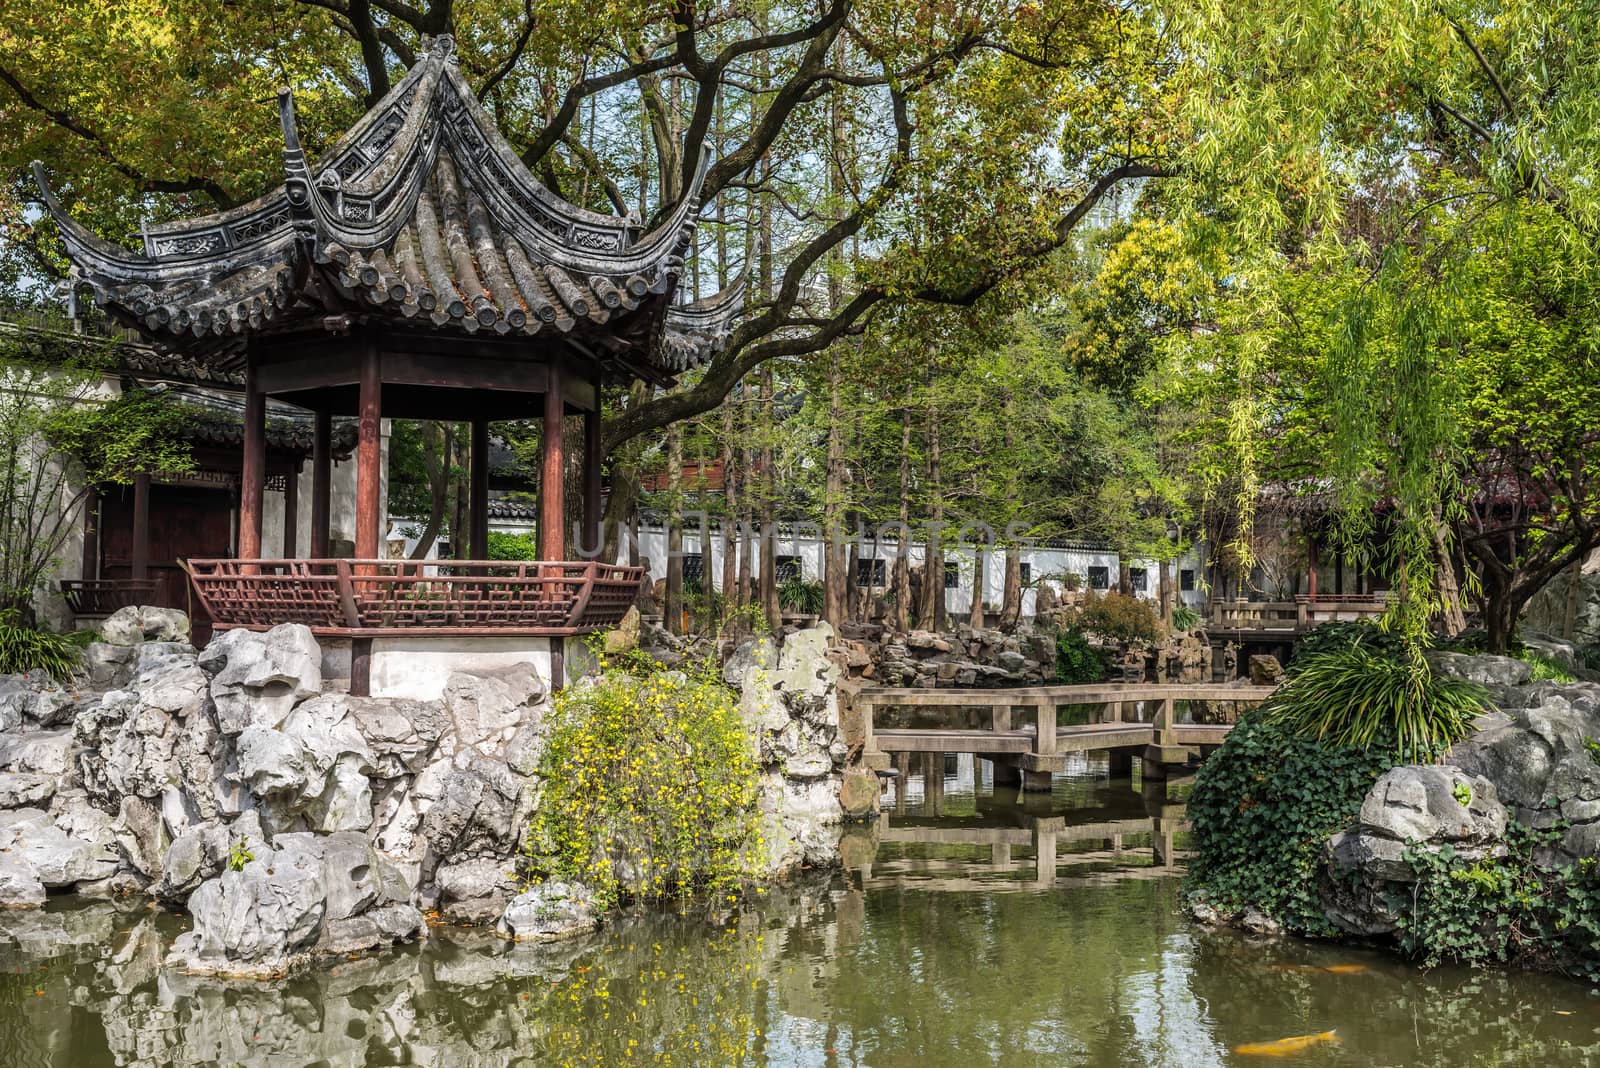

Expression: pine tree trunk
xmin=1001 ymin=548 xmax=1022 ymax=629
xmin=920 ymin=378 xmax=945 ymax=631
xmin=721 ymin=391 xmax=738 ymax=616
xmin=823 ymin=360 xmax=847 ymax=626
xmin=969 ymin=545 xmax=986 ymax=628
xmin=664 ymin=422 xmax=683 ymax=635
xmin=893 ymin=388 xmax=912 ymax=631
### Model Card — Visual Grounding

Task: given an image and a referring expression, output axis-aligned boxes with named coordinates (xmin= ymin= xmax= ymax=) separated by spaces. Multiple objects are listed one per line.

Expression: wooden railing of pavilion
xmin=183 ymin=559 xmax=642 ymax=637
xmin=59 ymin=579 xmax=160 ymax=618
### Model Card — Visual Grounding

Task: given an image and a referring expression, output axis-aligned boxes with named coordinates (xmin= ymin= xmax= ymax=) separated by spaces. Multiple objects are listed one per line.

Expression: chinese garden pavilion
xmin=35 ymin=35 xmax=741 ymax=694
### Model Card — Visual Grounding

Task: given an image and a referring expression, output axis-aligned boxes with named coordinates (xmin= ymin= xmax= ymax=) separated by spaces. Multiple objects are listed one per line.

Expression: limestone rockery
xmin=0 ymin=607 xmax=853 ymax=978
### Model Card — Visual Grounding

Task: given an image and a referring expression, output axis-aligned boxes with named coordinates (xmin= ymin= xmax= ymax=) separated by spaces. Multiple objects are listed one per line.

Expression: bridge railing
xmin=854 ymin=682 xmax=1278 ymax=773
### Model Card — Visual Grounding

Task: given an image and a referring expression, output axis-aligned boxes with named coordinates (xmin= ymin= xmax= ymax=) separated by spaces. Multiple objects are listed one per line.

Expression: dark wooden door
xmin=101 ymin=484 xmax=234 ymax=637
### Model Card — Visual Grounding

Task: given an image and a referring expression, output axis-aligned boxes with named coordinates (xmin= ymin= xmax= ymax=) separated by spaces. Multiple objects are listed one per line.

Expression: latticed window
xmin=1087 ymin=565 xmax=1110 ymax=590
xmin=943 ymin=562 xmax=960 ymax=588
xmin=856 ymin=558 xmax=886 ymax=587
xmin=1128 ymin=567 xmax=1148 ymax=591
xmin=1180 ymin=569 xmax=1196 ymax=592
xmin=775 ymin=555 xmax=802 ymax=582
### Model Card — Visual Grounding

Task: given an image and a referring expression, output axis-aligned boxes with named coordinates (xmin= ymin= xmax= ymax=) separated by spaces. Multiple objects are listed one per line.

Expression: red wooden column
xmin=1307 ymin=532 xmax=1319 ymax=600
xmin=130 ymin=473 xmax=151 ymax=580
xmin=282 ymin=461 xmax=300 ymax=557
xmin=582 ymin=380 xmax=602 ymax=557
xmin=354 ymin=341 xmax=383 ymax=560
xmin=470 ymin=418 xmax=489 ymax=560
xmin=540 ymin=374 xmax=565 ymax=561
xmin=238 ymin=356 xmax=266 ymax=560
xmin=311 ymin=411 xmax=331 ymax=557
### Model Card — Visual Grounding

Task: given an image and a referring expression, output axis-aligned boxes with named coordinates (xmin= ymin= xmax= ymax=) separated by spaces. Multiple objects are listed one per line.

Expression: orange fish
xmin=1320 ymin=964 xmax=1369 ymax=975
xmin=1233 ymin=1030 xmax=1339 ymax=1057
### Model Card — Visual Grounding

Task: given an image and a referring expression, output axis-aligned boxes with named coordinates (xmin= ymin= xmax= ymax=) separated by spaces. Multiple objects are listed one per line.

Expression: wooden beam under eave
xmin=311 ymin=412 xmax=331 ymax=557
xmin=470 ymin=418 xmax=489 ymax=560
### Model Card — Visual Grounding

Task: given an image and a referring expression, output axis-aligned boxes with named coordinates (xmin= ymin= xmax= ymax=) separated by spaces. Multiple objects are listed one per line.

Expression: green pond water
xmin=0 ymin=754 xmax=1597 ymax=1066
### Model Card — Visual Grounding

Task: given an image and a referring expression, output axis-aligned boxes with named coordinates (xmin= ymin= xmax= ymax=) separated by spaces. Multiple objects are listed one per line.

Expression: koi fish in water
xmin=1268 ymin=963 xmax=1370 ymax=975
xmin=1232 ymin=1030 xmax=1339 ymax=1057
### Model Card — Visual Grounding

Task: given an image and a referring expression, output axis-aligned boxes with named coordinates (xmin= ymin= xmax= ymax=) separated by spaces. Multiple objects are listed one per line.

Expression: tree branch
xmin=0 ymin=66 xmax=235 ymax=207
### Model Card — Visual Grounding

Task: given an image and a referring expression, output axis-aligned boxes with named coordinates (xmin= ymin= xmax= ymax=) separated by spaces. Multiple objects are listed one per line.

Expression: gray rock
xmin=0 ymin=853 xmax=44 ymax=909
xmin=202 ymin=624 xmax=322 ymax=734
xmin=0 ymin=772 xmax=54 ymax=809
xmin=0 ymin=729 xmax=73 ymax=776
xmin=441 ymin=667 xmax=543 ymax=756
xmin=1359 ymin=765 xmax=1506 ymax=845
xmin=0 ymin=807 xmax=119 ymax=888
xmin=1426 ymin=650 xmax=1533 ymax=687
xmin=82 ymin=643 xmax=137 ymax=689
xmin=171 ymin=843 xmax=327 ymax=976
xmin=434 ymin=857 xmax=518 ymax=924
xmin=497 ymin=881 xmax=600 ymax=942
xmin=723 ymin=637 xmax=778 ymax=690
xmin=234 ymin=726 xmax=308 ymax=797
xmin=152 ymin=821 xmax=231 ymax=902
xmin=1238 ymin=906 xmax=1283 ymax=936
xmin=99 ymin=605 xmax=190 ymax=646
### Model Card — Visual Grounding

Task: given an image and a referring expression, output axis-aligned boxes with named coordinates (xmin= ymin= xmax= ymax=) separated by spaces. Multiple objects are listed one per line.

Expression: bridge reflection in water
xmin=841 ymin=751 xmax=1190 ymax=893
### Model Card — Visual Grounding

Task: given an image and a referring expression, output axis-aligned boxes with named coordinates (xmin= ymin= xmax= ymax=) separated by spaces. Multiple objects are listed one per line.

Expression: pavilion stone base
xmin=317 ymin=635 xmax=598 ymax=701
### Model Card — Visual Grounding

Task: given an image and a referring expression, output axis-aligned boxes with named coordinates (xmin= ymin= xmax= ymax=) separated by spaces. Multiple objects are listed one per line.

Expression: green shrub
xmin=1290 ymin=619 xmax=1408 ymax=670
xmin=525 ymin=663 xmax=762 ymax=907
xmin=0 ymin=615 xmax=81 ymax=681
xmin=1186 ymin=714 xmax=1398 ymax=932
xmin=486 ymin=530 xmax=540 ymax=560
xmin=1073 ymin=589 xmax=1161 ymax=643
xmin=1054 ymin=626 xmax=1104 ymax=684
xmin=1395 ymin=824 xmax=1600 ymax=980
xmin=778 ymin=577 xmax=824 ymax=615
xmin=1264 ymin=643 xmax=1486 ymax=763
xmin=1170 ymin=604 xmax=1200 ymax=632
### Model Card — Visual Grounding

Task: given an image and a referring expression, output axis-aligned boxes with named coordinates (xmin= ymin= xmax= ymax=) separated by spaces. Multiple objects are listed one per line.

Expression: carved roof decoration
xmin=33 ymin=35 xmax=743 ymax=378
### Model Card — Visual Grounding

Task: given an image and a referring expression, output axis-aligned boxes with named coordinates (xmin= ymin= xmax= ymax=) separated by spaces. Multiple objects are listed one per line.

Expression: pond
xmin=0 ymin=754 xmax=1595 ymax=1066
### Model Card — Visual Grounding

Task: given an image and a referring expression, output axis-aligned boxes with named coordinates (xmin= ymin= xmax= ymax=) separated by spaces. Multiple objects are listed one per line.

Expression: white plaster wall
xmin=368 ymin=635 xmax=554 ymax=700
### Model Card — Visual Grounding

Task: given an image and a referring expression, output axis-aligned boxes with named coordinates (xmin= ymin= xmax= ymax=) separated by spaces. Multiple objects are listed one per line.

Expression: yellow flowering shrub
xmin=526 ymin=660 xmax=763 ymax=907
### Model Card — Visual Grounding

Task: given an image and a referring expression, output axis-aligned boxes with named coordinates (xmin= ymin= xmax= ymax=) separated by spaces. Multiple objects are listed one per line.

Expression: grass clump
xmin=525 ymin=659 xmax=762 ymax=908
xmin=0 ymin=613 xmax=81 ymax=681
xmin=1265 ymin=642 xmax=1487 ymax=763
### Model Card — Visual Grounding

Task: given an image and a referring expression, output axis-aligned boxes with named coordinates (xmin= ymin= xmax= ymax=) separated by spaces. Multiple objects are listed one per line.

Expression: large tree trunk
xmin=969 ymin=544 xmax=986 ymax=628
xmin=919 ymin=377 xmax=945 ymax=631
xmin=892 ymin=388 xmax=912 ymax=632
xmin=759 ymin=365 xmax=780 ymax=632
xmin=1482 ymin=579 xmax=1519 ymax=654
xmin=823 ymin=359 xmax=847 ymax=626
xmin=664 ymin=422 xmax=683 ymax=635
xmin=410 ymin=422 xmax=450 ymax=560
xmin=1159 ymin=559 xmax=1173 ymax=625
xmin=1001 ymin=548 xmax=1022 ymax=629
xmin=1433 ymin=515 xmax=1467 ymax=638
xmin=720 ymin=390 xmax=738 ymax=616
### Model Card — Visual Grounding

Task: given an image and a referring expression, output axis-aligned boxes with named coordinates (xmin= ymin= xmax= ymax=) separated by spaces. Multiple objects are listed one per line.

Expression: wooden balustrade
xmin=183 ymin=558 xmax=642 ymax=637
xmin=59 ymin=579 xmax=160 ymax=618
xmin=1210 ymin=595 xmax=1388 ymax=632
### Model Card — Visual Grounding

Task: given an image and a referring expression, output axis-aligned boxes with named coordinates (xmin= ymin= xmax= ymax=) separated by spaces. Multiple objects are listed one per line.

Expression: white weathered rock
xmin=0 ymin=852 xmax=45 ymax=909
xmin=0 ymin=772 xmax=54 ymax=809
xmin=0 ymin=807 xmax=119 ymax=888
xmin=201 ymin=624 xmax=322 ymax=734
xmin=1426 ymin=650 xmax=1533 ymax=688
xmin=433 ymin=857 xmax=518 ymax=924
xmin=99 ymin=605 xmax=190 ymax=646
xmin=441 ymin=667 xmax=543 ymax=756
xmin=0 ymin=729 xmax=73 ymax=776
xmin=234 ymin=726 xmax=308 ymax=798
xmin=497 ymin=881 xmax=600 ymax=942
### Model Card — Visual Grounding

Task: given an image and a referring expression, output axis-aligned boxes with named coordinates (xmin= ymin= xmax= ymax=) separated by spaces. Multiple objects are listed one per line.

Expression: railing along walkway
xmin=184 ymin=558 xmax=642 ymax=636
xmin=857 ymin=682 xmax=1277 ymax=775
